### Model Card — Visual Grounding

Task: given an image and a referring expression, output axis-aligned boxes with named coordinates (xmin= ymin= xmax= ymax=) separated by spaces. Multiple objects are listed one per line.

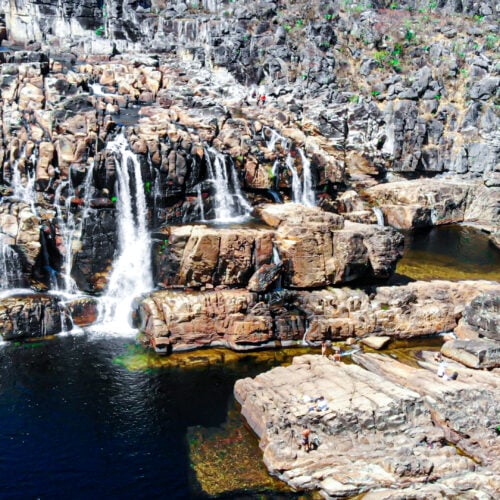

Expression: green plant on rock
xmin=284 ymin=24 xmax=292 ymax=32
xmin=460 ymin=68 xmax=469 ymax=77
xmin=296 ymin=19 xmax=304 ymax=28
xmin=485 ymin=34 xmax=498 ymax=50
xmin=349 ymin=94 xmax=360 ymax=104
xmin=374 ymin=50 xmax=389 ymax=63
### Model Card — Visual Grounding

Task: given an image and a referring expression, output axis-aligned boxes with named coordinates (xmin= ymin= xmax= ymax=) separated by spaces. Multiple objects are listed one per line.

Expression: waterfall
xmin=298 ymin=149 xmax=315 ymax=207
xmin=10 ymin=148 xmax=37 ymax=214
xmin=0 ymin=234 xmax=24 ymax=290
xmin=272 ymin=245 xmax=281 ymax=265
xmin=196 ymin=183 xmax=206 ymax=222
xmin=94 ymin=132 xmax=153 ymax=334
xmin=205 ymin=148 xmax=252 ymax=223
xmin=54 ymin=163 xmax=95 ymax=294
xmin=372 ymin=207 xmax=385 ymax=226
xmin=263 ymin=127 xmax=315 ymax=206
xmin=285 ymin=153 xmax=303 ymax=203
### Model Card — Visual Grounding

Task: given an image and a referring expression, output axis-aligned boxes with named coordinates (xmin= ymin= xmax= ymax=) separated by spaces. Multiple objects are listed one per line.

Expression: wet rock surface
xmin=234 ymin=352 xmax=500 ymax=498
xmin=0 ymin=1 xmax=498 ymax=343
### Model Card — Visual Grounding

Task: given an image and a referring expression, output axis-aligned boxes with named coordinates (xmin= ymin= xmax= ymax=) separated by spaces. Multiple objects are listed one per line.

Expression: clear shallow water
xmin=396 ymin=225 xmax=500 ymax=282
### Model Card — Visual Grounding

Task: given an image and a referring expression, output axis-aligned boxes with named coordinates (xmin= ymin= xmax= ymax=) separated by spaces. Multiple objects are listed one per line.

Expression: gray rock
xmin=464 ymin=291 xmax=500 ymax=340
xmin=441 ymin=338 xmax=500 ymax=369
xmin=468 ymin=77 xmax=499 ymax=100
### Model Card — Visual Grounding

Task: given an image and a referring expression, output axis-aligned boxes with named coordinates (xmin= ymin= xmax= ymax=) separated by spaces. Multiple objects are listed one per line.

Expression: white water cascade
xmin=94 ymin=132 xmax=153 ymax=334
xmin=10 ymin=147 xmax=37 ymax=213
xmin=205 ymin=148 xmax=252 ymax=223
xmin=0 ymin=234 xmax=24 ymax=290
xmin=372 ymin=207 xmax=385 ymax=227
xmin=263 ymin=127 xmax=315 ymax=206
xmin=54 ymin=163 xmax=95 ymax=294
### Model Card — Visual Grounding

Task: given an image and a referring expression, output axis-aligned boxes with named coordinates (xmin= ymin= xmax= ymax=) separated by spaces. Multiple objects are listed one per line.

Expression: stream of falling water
xmin=205 ymin=147 xmax=252 ymax=223
xmin=92 ymin=132 xmax=153 ymax=334
xmin=263 ymin=127 xmax=315 ymax=206
xmin=54 ymin=163 xmax=95 ymax=294
xmin=0 ymin=234 xmax=24 ymax=290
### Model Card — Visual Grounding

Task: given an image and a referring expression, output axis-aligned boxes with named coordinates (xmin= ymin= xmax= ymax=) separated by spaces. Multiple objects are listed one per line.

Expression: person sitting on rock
xmin=434 ymin=351 xmax=443 ymax=362
xmin=321 ymin=340 xmax=329 ymax=356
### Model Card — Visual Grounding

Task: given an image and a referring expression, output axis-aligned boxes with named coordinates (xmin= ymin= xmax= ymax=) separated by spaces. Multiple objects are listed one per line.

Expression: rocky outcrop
xmin=364 ymin=179 xmax=500 ymax=231
xmin=234 ymin=353 xmax=500 ymax=498
xmin=441 ymin=338 xmax=500 ymax=369
xmin=463 ymin=291 xmax=500 ymax=341
xmin=0 ymin=292 xmax=71 ymax=339
xmin=134 ymin=280 xmax=500 ymax=351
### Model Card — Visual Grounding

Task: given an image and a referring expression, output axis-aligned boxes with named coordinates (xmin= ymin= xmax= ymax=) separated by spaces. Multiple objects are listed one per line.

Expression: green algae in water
xmin=187 ymin=403 xmax=316 ymax=498
xmin=113 ymin=344 xmax=315 ymax=372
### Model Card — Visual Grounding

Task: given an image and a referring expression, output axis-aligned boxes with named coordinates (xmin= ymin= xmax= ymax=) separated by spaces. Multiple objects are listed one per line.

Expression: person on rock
xmin=321 ymin=340 xmax=328 ymax=356
xmin=301 ymin=425 xmax=311 ymax=452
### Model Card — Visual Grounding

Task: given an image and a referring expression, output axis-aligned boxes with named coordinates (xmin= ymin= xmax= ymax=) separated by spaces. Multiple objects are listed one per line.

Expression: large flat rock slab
xmin=234 ymin=354 xmax=500 ymax=498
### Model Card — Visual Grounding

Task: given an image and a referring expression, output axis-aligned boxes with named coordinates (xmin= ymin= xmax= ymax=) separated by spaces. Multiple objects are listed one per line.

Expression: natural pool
xmin=1 ymin=224 xmax=496 ymax=498
xmin=0 ymin=336 xmax=316 ymax=499
xmin=0 ymin=334 xmax=443 ymax=499
xmin=396 ymin=225 xmax=500 ymax=282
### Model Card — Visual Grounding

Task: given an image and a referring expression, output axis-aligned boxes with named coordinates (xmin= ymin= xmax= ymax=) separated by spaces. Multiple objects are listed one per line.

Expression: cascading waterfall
xmin=298 ymin=149 xmax=315 ymax=207
xmin=94 ymin=132 xmax=153 ymax=333
xmin=10 ymin=147 xmax=37 ymax=214
xmin=196 ymin=183 xmax=206 ymax=222
xmin=205 ymin=147 xmax=252 ymax=223
xmin=263 ymin=127 xmax=315 ymax=206
xmin=372 ymin=207 xmax=385 ymax=227
xmin=0 ymin=234 xmax=24 ymax=290
xmin=54 ymin=163 xmax=95 ymax=294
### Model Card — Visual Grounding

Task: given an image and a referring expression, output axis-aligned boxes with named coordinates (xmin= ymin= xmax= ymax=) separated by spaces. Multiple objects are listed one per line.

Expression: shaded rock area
xmin=0 ymin=293 xmax=99 ymax=340
xmin=234 ymin=353 xmax=500 ymax=498
xmin=0 ymin=293 xmax=70 ymax=339
xmin=135 ymin=280 xmax=500 ymax=352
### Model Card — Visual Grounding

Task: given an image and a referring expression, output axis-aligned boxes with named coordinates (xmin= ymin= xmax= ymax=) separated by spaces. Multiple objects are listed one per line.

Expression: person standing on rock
xmin=301 ymin=425 xmax=311 ymax=452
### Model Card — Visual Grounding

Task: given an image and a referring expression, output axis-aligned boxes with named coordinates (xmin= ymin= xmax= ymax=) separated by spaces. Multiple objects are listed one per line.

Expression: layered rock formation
xmin=0 ymin=0 xmax=498 ymax=342
xmin=135 ymin=280 xmax=500 ymax=351
xmin=234 ymin=353 xmax=500 ymax=498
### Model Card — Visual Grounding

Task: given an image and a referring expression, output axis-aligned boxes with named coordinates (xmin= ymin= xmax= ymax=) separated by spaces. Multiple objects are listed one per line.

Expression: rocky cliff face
xmin=0 ymin=0 xmax=498 ymax=341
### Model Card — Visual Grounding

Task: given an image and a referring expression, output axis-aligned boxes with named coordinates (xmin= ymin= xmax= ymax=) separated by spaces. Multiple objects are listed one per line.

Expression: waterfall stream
xmin=205 ymin=147 xmax=252 ymax=223
xmin=372 ymin=207 xmax=385 ymax=226
xmin=92 ymin=133 xmax=153 ymax=334
xmin=0 ymin=234 xmax=24 ymax=290
xmin=263 ymin=127 xmax=315 ymax=206
xmin=54 ymin=163 xmax=96 ymax=294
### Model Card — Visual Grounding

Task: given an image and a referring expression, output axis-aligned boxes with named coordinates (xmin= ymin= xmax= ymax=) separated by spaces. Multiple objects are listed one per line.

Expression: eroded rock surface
xmin=234 ymin=353 xmax=500 ymax=498
xmin=135 ymin=280 xmax=500 ymax=351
